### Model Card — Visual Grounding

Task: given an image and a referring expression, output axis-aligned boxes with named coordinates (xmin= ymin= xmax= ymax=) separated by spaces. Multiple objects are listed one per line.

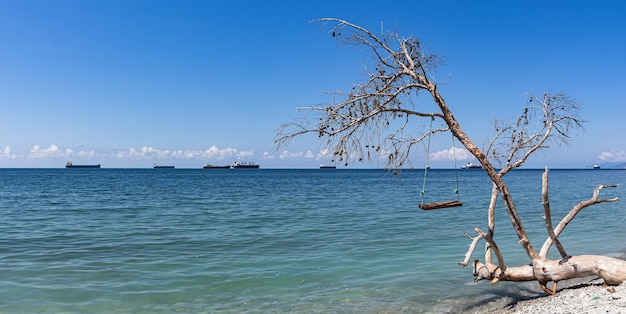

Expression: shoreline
xmin=467 ymin=252 xmax=626 ymax=313
xmin=486 ymin=279 xmax=626 ymax=313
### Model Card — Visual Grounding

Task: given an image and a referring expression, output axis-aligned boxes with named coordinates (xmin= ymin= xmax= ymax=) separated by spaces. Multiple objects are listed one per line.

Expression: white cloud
xmin=278 ymin=150 xmax=315 ymax=160
xmin=77 ymin=149 xmax=96 ymax=158
xmin=170 ymin=150 xmax=194 ymax=159
xmin=1 ymin=146 xmax=18 ymax=159
xmin=317 ymin=148 xmax=331 ymax=158
xmin=3 ymin=144 xmax=259 ymax=164
xmin=114 ymin=145 xmax=247 ymax=160
xmin=25 ymin=145 xmax=98 ymax=160
xmin=236 ymin=149 xmax=255 ymax=160
xmin=200 ymin=145 xmax=238 ymax=159
xmin=430 ymin=146 xmax=472 ymax=161
xmin=117 ymin=147 xmax=172 ymax=159
xmin=29 ymin=144 xmax=68 ymax=158
xmin=264 ymin=149 xmax=325 ymax=160
xmin=598 ymin=150 xmax=626 ymax=162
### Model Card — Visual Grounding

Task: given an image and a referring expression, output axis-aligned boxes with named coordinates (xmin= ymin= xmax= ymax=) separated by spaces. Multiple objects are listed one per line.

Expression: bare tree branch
xmin=475 ymin=227 xmax=507 ymax=272
xmin=486 ymin=183 xmax=498 ymax=264
xmin=458 ymin=232 xmax=484 ymax=268
xmin=540 ymin=183 xmax=620 ymax=257
xmin=489 ymin=93 xmax=585 ymax=176
xmin=541 ymin=167 xmax=569 ymax=259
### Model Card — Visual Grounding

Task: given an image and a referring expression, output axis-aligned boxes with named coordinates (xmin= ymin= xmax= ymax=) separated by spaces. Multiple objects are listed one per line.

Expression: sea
xmin=0 ymin=168 xmax=624 ymax=313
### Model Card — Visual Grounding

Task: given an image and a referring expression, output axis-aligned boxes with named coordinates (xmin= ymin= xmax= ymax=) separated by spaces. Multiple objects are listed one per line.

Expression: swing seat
xmin=419 ymin=200 xmax=463 ymax=210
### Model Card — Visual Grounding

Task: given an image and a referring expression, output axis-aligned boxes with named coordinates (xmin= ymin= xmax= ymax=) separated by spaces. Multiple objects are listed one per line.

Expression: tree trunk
xmin=473 ymin=255 xmax=626 ymax=294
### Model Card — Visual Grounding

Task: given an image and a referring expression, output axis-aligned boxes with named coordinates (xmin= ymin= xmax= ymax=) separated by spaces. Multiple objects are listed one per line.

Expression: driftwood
xmin=459 ymin=167 xmax=625 ymax=294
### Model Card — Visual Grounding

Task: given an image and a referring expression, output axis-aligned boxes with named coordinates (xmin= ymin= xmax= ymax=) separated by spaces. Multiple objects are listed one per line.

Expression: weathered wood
xmin=542 ymin=167 xmax=568 ymax=259
xmin=472 ymin=255 xmax=626 ymax=289
xmin=419 ymin=200 xmax=462 ymax=210
xmin=534 ymin=255 xmax=626 ymax=285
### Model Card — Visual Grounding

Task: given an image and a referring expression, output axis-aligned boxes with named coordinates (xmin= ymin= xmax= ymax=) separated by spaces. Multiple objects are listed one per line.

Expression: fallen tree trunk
xmin=472 ymin=255 xmax=626 ymax=294
xmin=461 ymin=168 xmax=625 ymax=294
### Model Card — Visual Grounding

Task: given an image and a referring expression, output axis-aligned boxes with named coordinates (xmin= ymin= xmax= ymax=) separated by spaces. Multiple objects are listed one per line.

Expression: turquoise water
xmin=0 ymin=168 xmax=624 ymax=313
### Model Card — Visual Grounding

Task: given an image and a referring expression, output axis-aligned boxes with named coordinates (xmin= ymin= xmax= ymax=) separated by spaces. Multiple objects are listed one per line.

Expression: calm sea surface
xmin=0 ymin=168 xmax=624 ymax=313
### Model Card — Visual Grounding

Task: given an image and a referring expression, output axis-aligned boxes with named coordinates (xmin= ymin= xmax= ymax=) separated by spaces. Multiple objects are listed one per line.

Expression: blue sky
xmin=1 ymin=0 xmax=624 ymax=168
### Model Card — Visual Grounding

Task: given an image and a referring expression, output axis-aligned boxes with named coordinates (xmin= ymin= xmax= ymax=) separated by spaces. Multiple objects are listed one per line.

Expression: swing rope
xmin=420 ymin=116 xmax=434 ymax=207
xmin=419 ymin=115 xmax=462 ymax=210
xmin=451 ymin=131 xmax=461 ymax=202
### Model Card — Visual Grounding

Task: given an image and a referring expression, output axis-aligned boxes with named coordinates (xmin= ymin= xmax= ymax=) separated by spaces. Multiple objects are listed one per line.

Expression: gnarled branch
xmin=541 ymin=167 xmax=569 ymax=259
xmin=457 ymin=232 xmax=484 ymax=268
xmin=540 ymin=182 xmax=620 ymax=257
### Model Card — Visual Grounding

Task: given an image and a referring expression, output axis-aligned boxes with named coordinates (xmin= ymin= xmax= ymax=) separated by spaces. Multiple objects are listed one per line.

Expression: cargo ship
xmin=65 ymin=161 xmax=101 ymax=168
xmin=203 ymin=163 xmax=231 ymax=169
xmin=232 ymin=161 xmax=259 ymax=169
xmin=461 ymin=162 xmax=482 ymax=169
xmin=153 ymin=164 xmax=175 ymax=169
xmin=320 ymin=164 xmax=336 ymax=169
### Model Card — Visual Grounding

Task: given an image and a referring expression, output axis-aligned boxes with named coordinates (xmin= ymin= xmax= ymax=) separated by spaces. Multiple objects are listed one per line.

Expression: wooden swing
xmin=419 ymin=116 xmax=463 ymax=210
xmin=419 ymin=199 xmax=462 ymax=210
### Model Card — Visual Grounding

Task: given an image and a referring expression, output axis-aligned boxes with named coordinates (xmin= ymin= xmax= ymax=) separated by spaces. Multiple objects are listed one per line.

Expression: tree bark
xmin=472 ymin=255 xmax=626 ymax=287
xmin=428 ymin=83 xmax=539 ymax=261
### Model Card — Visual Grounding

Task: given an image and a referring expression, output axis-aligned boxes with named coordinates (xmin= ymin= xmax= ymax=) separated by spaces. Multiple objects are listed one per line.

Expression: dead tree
xmin=275 ymin=18 xmax=626 ymax=294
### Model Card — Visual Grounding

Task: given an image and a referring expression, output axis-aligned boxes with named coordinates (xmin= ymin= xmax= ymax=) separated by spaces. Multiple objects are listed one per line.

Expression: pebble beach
xmin=495 ymin=279 xmax=626 ymax=313
xmin=469 ymin=253 xmax=626 ymax=313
